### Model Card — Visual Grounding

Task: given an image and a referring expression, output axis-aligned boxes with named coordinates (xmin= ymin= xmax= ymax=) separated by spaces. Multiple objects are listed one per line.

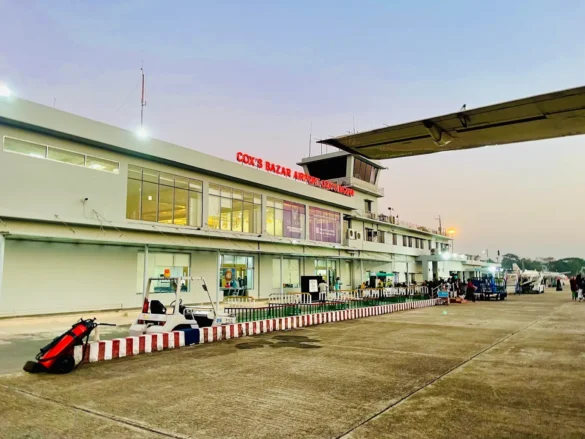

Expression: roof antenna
xmin=353 ymin=116 xmax=356 ymax=133
xmin=308 ymin=121 xmax=312 ymax=157
xmin=140 ymin=62 xmax=147 ymax=127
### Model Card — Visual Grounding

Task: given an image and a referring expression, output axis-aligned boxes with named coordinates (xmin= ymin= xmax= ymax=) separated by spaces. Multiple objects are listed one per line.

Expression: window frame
xmin=3 ymin=135 xmax=119 ymax=174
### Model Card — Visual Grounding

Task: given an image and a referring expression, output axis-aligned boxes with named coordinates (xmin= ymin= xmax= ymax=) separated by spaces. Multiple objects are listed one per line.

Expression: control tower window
xmin=353 ymin=158 xmax=377 ymax=184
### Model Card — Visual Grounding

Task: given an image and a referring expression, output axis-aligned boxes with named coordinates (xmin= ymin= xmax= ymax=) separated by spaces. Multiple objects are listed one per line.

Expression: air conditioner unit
xmin=346 ymin=229 xmax=356 ymax=239
xmin=355 ymin=232 xmax=362 ymax=240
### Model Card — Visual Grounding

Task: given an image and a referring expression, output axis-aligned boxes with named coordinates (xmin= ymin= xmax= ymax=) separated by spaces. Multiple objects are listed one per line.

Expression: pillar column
xmin=142 ymin=244 xmax=149 ymax=298
xmin=0 ymin=234 xmax=5 ymax=302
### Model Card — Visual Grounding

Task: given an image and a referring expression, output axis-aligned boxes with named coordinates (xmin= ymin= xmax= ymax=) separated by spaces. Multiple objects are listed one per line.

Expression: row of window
xmin=363 ymin=225 xmax=448 ymax=250
xmin=127 ymin=166 xmax=203 ymax=226
xmin=353 ymin=158 xmax=377 ymax=184
xmin=208 ymin=184 xmax=262 ymax=234
xmin=126 ymin=167 xmax=342 ymax=243
xmin=3 ymin=136 xmax=120 ymax=174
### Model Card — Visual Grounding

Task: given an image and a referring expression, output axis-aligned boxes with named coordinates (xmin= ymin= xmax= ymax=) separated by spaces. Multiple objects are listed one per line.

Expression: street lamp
xmin=0 ymin=83 xmax=12 ymax=97
xmin=135 ymin=126 xmax=149 ymax=139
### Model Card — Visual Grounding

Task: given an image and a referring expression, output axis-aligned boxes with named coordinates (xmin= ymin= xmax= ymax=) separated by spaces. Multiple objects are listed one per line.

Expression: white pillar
xmin=360 ymin=258 xmax=364 ymax=286
xmin=142 ymin=244 xmax=149 ymax=298
xmin=216 ymin=250 xmax=221 ymax=310
xmin=0 ymin=234 xmax=5 ymax=301
xmin=280 ymin=254 xmax=284 ymax=295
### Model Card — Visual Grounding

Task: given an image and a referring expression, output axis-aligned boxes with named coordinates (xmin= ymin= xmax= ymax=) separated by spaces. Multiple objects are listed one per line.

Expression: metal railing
xmin=226 ymin=287 xmax=431 ymax=323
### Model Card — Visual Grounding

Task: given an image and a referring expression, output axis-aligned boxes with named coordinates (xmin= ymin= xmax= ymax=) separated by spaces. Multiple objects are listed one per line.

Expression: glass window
xmin=272 ymin=258 xmax=301 ymax=288
xmin=243 ymin=202 xmax=253 ymax=233
xmin=142 ymin=182 xmax=158 ymax=222
xmin=208 ymin=195 xmax=220 ymax=229
xmin=126 ymin=166 xmax=202 ymax=227
xmin=158 ymin=185 xmax=174 ymax=224
xmin=173 ymin=188 xmax=188 ymax=225
xmin=220 ymin=197 xmax=232 ymax=230
xmin=189 ymin=179 xmax=203 ymax=191
xmin=188 ymin=191 xmax=202 ymax=227
xmin=143 ymin=168 xmax=159 ymax=183
xmin=266 ymin=198 xmax=305 ymax=239
xmin=353 ymin=158 xmax=362 ymax=179
xmin=309 ymin=207 xmax=341 ymax=243
xmin=86 ymin=156 xmax=119 ymax=174
xmin=128 ymin=165 xmax=142 ymax=180
xmin=232 ymin=199 xmax=243 ymax=232
xmin=126 ymin=179 xmax=141 ymax=220
xmin=136 ymin=252 xmax=190 ymax=293
xmin=209 ymin=183 xmax=220 ymax=196
xmin=3 ymin=137 xmax=47 ymax=158
xmin=160 ymin=172 xmax=174 ymax=187
xmin=403 ymin=235 xmax=407 ymax=246
xmin=392 ymin=233 xmax=397 ymax=245
xmin=220 ymin=254 xmax=254 ymax=290
xmin=220 ymin=186 xmax=232 ymax=198
xmin=175 ymin=176 xmax=188 ymax=189
xmin=208 ymin=184 xmax=261 ymax=233
xmin=47 ymin=147 xmax=85 ymax=166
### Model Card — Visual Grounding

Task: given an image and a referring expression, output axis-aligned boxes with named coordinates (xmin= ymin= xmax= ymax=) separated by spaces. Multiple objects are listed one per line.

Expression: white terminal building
xmin=0 ymin=97 xmax=498 ymax=317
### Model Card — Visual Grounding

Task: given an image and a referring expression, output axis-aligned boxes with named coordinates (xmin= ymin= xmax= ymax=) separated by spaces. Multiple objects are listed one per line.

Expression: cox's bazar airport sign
xmin=236 ymin=152 xmax=355 ymax=197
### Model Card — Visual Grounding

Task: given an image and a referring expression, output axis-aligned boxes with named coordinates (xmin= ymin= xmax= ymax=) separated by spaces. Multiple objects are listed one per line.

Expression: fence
xmin=226 ymin=287 xmax=431 ymax=323
xmin=224 ymin=296 xmax=256 ymax=308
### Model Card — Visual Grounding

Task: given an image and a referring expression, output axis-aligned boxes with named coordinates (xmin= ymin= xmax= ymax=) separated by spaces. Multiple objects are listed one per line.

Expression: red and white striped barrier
xmin=75 ymin=299 xmax=436 ymax=364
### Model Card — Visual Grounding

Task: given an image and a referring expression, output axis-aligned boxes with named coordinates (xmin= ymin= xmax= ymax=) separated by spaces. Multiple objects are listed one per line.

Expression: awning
xmin=318 ymin=86 xmax=585 ymax=160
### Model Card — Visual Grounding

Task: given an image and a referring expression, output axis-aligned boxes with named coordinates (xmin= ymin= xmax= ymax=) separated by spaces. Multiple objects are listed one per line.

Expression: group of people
xmin=570 ymin=274 xmax=585 ymax=301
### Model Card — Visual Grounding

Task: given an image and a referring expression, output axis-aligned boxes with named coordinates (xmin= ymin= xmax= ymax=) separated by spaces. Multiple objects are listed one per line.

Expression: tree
xmin=501 ymin=253 xmax=521 ymax=270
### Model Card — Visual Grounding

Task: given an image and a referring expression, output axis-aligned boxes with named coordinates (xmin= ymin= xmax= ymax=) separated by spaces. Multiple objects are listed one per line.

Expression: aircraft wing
xmin=318 ymin=86 xmax=585 ymax=160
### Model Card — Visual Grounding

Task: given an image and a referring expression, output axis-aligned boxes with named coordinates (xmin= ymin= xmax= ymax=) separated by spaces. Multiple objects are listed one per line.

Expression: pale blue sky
xmin=1 ymin=0 xmax=584 ymax=258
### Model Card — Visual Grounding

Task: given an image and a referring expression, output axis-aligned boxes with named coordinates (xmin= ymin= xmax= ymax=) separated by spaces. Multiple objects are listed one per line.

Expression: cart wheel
xmin=50 ymin=355 xmax=76 ymax=374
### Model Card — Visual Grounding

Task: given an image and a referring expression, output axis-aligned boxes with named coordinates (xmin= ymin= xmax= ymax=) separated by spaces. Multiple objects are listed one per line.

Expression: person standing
xmin=465 ymin=280 xmax=477 ymax=302
xmin=578 ymin=274 xmax=584 ymax=302
xmin=570 ymin=277 xmax=577 ymax=301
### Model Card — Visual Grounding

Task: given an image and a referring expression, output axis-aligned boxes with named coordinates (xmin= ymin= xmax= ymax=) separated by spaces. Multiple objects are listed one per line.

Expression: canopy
xmin=318 ymin=86 xmax=585 ymax=160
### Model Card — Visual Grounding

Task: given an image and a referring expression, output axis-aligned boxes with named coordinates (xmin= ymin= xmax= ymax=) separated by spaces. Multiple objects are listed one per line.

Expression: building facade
xmin=0 ymin=97 xmax=496 ymax=317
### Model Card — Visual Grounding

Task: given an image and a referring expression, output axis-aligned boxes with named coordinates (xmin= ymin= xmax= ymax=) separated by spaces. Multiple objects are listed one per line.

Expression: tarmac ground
xmin=1 ymin=290 xmax=584 ymax=438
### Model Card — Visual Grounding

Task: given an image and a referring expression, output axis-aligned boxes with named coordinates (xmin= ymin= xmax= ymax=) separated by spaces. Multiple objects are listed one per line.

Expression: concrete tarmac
xmin=1 ymin=291 xmax=584 ymax=438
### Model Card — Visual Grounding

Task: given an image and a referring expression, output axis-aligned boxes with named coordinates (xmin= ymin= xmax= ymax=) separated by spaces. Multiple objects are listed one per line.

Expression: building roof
xmin=318 ymin=85 xmax=585 ymax=160
xmin=0 ymin=97 xmax=357 ymax=210
xmin=297 ymin=150 xmax=386 ymax=169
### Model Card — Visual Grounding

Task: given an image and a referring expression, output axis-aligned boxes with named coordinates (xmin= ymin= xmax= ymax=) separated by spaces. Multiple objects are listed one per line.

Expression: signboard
xmin=236 ymin=152 xmax=354 ymax=197
xmin=283 ymin=201 xmax=304 ymax=239
xmin=308 ymin=279 xmax=319 ymax=293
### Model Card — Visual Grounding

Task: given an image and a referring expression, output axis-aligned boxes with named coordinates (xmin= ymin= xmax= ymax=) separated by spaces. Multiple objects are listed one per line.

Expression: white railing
xmin=224 ymin=296 xmax=257 ymax=308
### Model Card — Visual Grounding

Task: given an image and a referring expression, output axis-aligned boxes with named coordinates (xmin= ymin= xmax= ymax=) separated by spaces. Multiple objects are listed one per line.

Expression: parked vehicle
xmin=129 ymin=277 xmax=236 ymax=336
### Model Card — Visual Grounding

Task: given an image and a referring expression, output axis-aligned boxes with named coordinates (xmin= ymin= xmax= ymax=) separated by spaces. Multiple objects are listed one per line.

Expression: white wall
xmin=0 ymin=240 xmax=138 ymax=316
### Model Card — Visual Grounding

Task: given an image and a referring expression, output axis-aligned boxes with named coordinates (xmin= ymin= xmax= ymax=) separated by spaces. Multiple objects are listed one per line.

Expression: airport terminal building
xmin=0 ymin=98 xmax=497 ymax=317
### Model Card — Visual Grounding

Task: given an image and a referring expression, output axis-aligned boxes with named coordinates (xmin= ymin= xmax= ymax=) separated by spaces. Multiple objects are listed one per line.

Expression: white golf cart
xmin=129 ymin=276 xmax=237 ymax=336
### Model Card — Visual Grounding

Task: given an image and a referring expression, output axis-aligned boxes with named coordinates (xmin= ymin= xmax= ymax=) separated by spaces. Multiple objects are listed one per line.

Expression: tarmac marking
xmin=1 ymin=384 xmax=191 ymax=439
xmin=336 ymin=303 xmax=565 ymax=439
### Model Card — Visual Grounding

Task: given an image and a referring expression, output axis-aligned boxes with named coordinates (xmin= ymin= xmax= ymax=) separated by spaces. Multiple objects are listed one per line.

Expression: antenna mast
xmin=140 ymin=64 xmax=146 ymax=127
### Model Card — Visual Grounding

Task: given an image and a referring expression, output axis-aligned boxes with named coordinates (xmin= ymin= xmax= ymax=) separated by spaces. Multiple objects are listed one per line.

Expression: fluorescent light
xmin=89 ymin=163 xmax=105 ymax=170
xmin=0 ymin=84 xmax=12 ymax=97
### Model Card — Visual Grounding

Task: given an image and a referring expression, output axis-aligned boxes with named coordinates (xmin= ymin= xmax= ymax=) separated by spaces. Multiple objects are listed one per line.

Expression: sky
xmin=0 ymin=0 xmax=584 ymax=259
